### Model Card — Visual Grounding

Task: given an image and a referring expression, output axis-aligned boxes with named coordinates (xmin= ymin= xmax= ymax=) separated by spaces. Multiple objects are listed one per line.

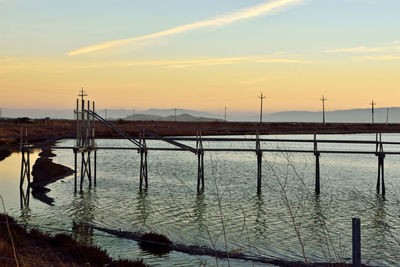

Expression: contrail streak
xmin=68 ymin=0 xmax=303 ymax=56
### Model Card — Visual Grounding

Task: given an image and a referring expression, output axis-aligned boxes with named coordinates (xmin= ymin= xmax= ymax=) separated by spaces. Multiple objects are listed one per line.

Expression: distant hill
xmin=140 ymin=108 xmax=216 ymax=118
xmin=125 ymin=113 xmax=222 ymax=122
xmin=264 ymin=107 xmax=400 ymax=123
xmin=2 ymin=107 xmax=400 ymax=123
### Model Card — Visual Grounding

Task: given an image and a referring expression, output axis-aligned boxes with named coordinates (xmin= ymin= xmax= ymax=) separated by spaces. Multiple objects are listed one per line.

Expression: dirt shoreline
xmin=0 ymin=213 xmax=147 ymax=266
xmin=1 ymin=120 xmax=400 ymax=146
xmin=30 ymin=147 xmax=74 ymax=205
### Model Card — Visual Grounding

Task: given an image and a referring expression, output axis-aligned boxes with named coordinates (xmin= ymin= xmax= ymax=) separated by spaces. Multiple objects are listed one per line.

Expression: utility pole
xmin=320 ymin=96 xmax=327 ymax=124
xmin=224 ymin=106 xmax=227 ymax=122
xmin=370 ymin=100 xmax=376 ymax=124
xmin=259 ymin=93 xmax=266 ymax=123
xmin=386 ymin=107 xmax=389 ymax=125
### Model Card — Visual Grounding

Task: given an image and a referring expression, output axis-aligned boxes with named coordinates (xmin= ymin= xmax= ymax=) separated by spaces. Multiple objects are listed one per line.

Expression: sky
xmin=0 ymin=0 xmax=399 ymax=113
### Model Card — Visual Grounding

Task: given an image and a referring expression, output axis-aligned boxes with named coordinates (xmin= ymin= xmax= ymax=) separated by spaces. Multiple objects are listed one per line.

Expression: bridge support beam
xmin=19 ymin=149 xmax=31 ymax=188
xmin=256 ymin=133 xmax=262 ymax=194
xmin=376 ymin=133 xmax=385 ymax=197
xmin=94 ymin=150 xmax=97 ymax=186
xmin=139 ymin=148 xmax=148 ymax=190
xmin=315 ymin=152 xmax=320 ymax=194
xmin=257 ymin=151 xmax=262 ymax=194
xmin=80 ymin=151 xmax=92 ymax=191
xmin=377 ymin=153 xmax=385 ymax=196
xmin=197 ymin=151 xmax=204 ymax=191
xmin=314 ymin=134 xmax=320 ymax=194
xmin=74 ymin=148 xmax=77 ymax=193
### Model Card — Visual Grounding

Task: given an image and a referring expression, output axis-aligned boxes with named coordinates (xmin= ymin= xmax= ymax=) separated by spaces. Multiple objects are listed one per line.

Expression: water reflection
xmin=309 ymin=195 xmax=331 ymax=259
xmin=136 ymin=189 xmax=150 ymax=229
xmin=70 ymin=188 xmax=98 ymax=246
xmin=192 ymin=190 xmax=206 ymax=231
xmin=19 ymin=185 xmax=31 ymax=224
xmin=369 ymin=195 xmax=388 ymax=248
xmin=252 ymin=194 xmax=267 ymax=237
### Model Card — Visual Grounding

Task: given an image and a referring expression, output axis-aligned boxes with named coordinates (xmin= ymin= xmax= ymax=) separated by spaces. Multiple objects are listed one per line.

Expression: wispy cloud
xmin=74 ymin=56 xmax=309 ymax=69
xmin=325 ymin=46 xmax=382 ymax=53
xmin=351 ymin=55 xmax=400 ymax=61
xmin=68 ymin=0 xmax=303 ymax=56
xmin=325 ymin=42 xmax=400 ymax=54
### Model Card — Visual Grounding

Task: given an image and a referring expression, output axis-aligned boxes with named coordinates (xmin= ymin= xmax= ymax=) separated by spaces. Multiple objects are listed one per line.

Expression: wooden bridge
xmin=3 ymin=93 xmax=400 ymax=198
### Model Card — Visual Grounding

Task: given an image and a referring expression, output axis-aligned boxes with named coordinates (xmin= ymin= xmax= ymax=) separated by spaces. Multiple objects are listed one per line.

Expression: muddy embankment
xmin=0 ymin=213 xmax=147 ymax=267
xmin=30 ymin=147 xmax=74 ymax=205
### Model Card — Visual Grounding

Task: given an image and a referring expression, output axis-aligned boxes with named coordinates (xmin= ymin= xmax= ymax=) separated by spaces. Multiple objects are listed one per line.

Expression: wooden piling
xmin=377 ymin=155 xmax=381 ymax=194
xmin=19 ymin=150 xmax=25 ymax=188
xmin=139 ymin=149 xmax=143 ymax=190
xmin=256 ymin=133 xmax=262 ymax=194
xmin=315 ymin=152 xmax=320 ymax=194
xmin=196 ymin=131 xmax=204 ymax=191
xmin=88 ymin=151 xmax=92 ymax=186
xmin=314 ymin=134 xmax=320 ymax=194
xmin=197 ymin=152 xmax=204 ymax=191
xmin=74 ymin=149 xmax=77 ymax=192
xmin=94 ymin=150 xmax=97 ymax=186
xmin=352 ymin=218 xmax=361 ymax=267
xmin=27 ymin=149 xmax=30 ymax=184
xmin=257 ymin=151 xmax=262 ymax=194
xmin=80 ymin=152 xmax=84 ymax=191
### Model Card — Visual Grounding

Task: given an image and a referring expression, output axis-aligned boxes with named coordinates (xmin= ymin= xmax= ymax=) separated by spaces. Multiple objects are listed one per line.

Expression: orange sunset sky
xmin=1 ymin=0 xmax=399 ymax=113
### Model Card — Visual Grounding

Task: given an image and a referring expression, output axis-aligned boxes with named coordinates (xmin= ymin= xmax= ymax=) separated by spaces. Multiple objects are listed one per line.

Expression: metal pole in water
xmin=352 ymin=218 xmax=361 ymax=267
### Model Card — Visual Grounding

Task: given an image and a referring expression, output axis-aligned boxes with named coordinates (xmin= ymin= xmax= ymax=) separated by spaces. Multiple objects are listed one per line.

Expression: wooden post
xmin=94 ymin=150 xmax=97 ymax=186
xmin=80 ymin=152 xmax=84 ymax=191
xmin=196 ymin=131 xmax=204 ymax=192
xmin=381 ymin=155 xmax=385 ymax=196
xmin=76 ymin=99 xmax=79 ymax=147
xmin=314 ymin=134 xmax=320 ymax=194
xmin=197 ymin=153 xmax=201 ymax=191
xmin=352 ymin=218 xmax=361 ymax=267
xmin=197 ymin=152 xmax=204 ymax=191
xmin=139 ymin=149 xmax=143 ymax=190
xmin=19 ymin=150 xmax=25 ymax=188
xmin=256 ymin=133 xmax=262 ymax=194
xmin=144 ymin=149 xmax=148 ymax=188
xmin=27 ymin=149 xmax=30 ymax=184
xmin=315 ymin=152 xmax=320 ymax=194
xmin=257 ymin=151 xmax=262 ymax=194
xmin=376 ymin=134 xmax=385 ymax=196
xmin=87 ymin=151 xmax=92 ymax=186
xmin=74 ymin=149 xmax=77 ymax=193
xmin=377 ymin=155 xmax=381 ymax=194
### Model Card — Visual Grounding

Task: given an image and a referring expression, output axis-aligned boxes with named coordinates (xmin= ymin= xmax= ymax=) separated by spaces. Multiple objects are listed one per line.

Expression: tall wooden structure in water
xmin=74 ymin=89 xmax=96 ymax=192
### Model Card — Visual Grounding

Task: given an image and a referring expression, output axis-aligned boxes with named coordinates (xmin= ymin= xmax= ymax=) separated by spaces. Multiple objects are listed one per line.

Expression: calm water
xmin=1 ymin=134 xmax=400 ymax=266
